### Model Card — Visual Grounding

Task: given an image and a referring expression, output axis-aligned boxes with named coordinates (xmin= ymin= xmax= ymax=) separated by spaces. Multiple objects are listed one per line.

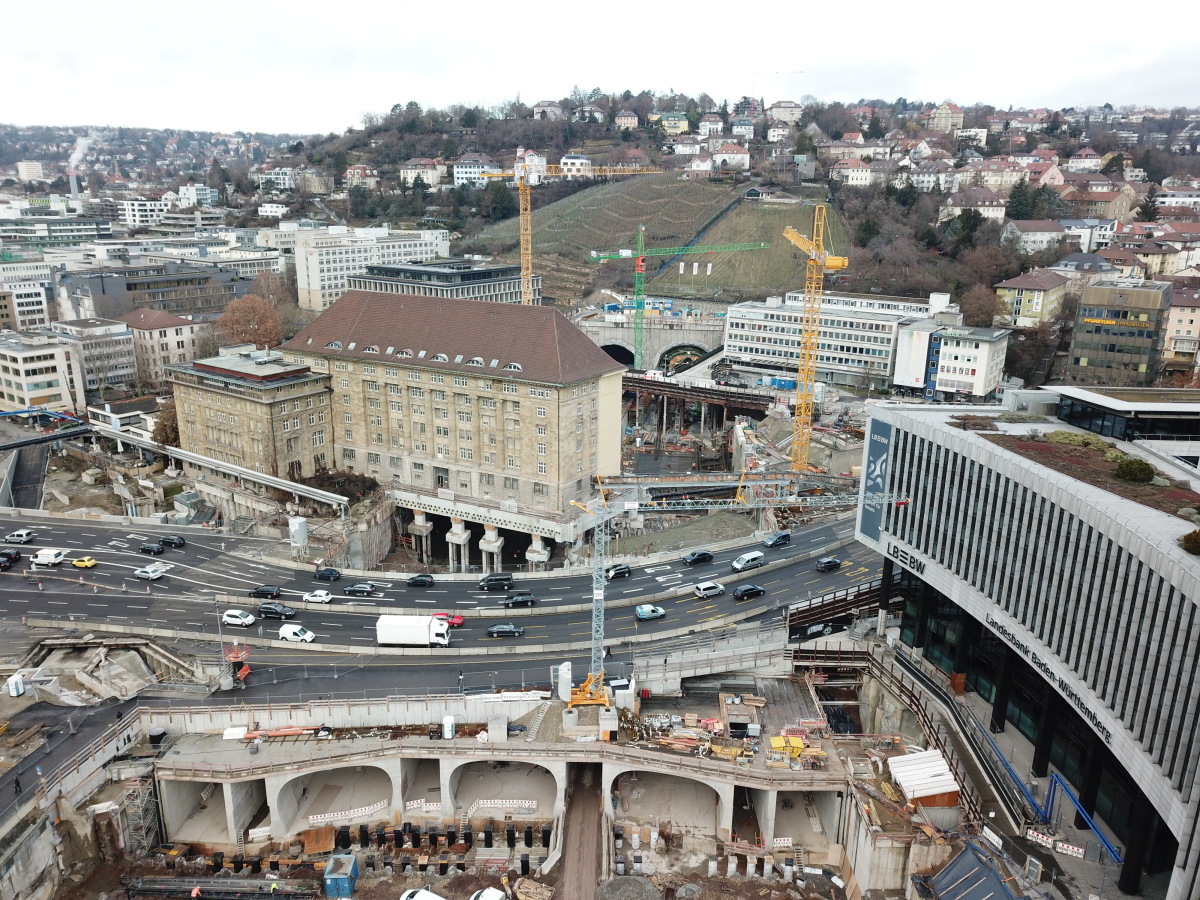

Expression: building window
xmin=343 ymin=448 xmax=356 ymax=460
xmin=537 ymin=462 xmax=547 ymax=475
xmin=536 ymin=406 xmax=546 ymax=417
xmin=503 ymin=476 xmax=518 ymax=490
xmin=534 ymin=481 xmax=548 ymax=494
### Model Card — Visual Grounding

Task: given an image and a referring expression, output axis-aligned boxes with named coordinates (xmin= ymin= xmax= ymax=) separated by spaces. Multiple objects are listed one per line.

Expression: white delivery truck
xmin=31 ymin=549 xmax=65 ymax=567
xmin=375 ymin=615 xmax=451 ymax=648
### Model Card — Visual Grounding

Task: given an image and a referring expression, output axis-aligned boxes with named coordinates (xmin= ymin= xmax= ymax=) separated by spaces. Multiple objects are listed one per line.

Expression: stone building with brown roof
xmin=280 ymin=291 xmax=626 ymax=569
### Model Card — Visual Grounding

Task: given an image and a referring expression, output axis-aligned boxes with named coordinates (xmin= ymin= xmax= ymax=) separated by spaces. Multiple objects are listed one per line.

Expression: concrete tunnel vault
xmin=604 ymin=766 xmax=732 ymax=844
xmin=269 ymin=764 xmax=398 ymax=840
xmin=447 ymin=760 xmax=564 ymax=825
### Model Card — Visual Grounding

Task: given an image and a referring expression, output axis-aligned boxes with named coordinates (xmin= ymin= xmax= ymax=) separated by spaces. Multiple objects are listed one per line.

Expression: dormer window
xmin=325 ymin=341 xmax=342 ymax=349
xmin=502 ymin=362 xmax=523 ymax=371
xmin=363 ymin=345 xmax=379 ymax=353
xmin=432 ymin=353 xmax=449 ymax=362
xmin=397 ymin=349 xmax=413 ymax=358
xmin=467 ymin=357 xmax=484 ymax=366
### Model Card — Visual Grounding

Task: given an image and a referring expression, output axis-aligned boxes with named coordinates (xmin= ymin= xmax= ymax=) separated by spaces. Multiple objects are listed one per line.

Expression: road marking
xmin=644 ymin=565 xmax=672 ymax=573
xmin=127 ymin=533 xmax=149 ymax=540
xmin=86 ymin=602 xmax=109 ymax=608
xmin=108 ymin=541 xmax=129 ymax=548
xmin=414 ymin=599 xmax=436 ymax=604
xmin=319 ymin=622 xmax=343 ymax=627
xmin=46 ymin=600 xmax=68 ymax=605
xmin=655 ymin=574 xmax=683 ymax=583
xmin=7 ymin=598 xmax=27 ymax=603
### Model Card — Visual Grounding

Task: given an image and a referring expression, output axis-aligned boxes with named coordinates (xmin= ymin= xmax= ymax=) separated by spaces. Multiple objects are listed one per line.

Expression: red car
xmin=433 ymin=613 xmax=464 ymax=628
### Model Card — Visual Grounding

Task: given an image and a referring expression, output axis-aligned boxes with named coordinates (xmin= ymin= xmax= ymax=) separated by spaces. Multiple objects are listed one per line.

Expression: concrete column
xmin=525 ymin=533 xmax=549 ymax=567
xmin=408 ymin=510 xmax=434 ymax=565
xmin=1030 ymin=688 xmax=1059 ymax=778
xmin=1118 ymin=791 xmax=1154 ymax=894
xmin=479 ymin=523 xmax=506 ymax=572
xmin=1074 ymin=732 xmax=1106 ymax=829
xmin=990 ymin=646 xmax=1016 ymax=734
xmin=747 ymin=788 xmax=777 ymax=847
xmin=876 ymin=558 xmax=895 ymax=637
xmin=713 ymin=780 xmax=736 ymax=843
xmin=913 ymin=581 xmax=934 ymax=649
xmin=446 ymin=518 xmax=471 ymax=574
xmin=952 ymin=616 xmax=979 ymax=677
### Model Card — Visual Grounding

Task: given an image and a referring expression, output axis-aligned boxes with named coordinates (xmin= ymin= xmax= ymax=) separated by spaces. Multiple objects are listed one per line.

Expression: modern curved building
xmin=856 ymin=395 xmax=1200 ymax=899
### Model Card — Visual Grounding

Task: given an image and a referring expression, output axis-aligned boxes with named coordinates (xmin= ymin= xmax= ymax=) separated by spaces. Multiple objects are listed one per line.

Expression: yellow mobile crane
xmin=483 ymin=162 xmax=661 ymax=304
xmin=782 ymin=208 xmax=848 ymax=472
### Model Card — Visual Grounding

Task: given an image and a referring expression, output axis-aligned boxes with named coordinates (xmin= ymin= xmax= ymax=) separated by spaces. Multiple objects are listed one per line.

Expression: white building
xmin=559 ymin=154 xmax=594 ymax=178
xmin=0 ymin=255 xmax=54 ymax=291
xmin=453 ymin=154 xmax=502 ymax=188
xmin=119 ymin=197 xmax=174 ymax=229
xmin=52 ymin=318 xmax=137 ymax=393
xmin=294 ymin=226 xmax=450 ymax=311
xmin=767 ymin=100 xmax=804 ymax=125
xmin=257 ymin=167 xmax=296 ymax=191
xmin=258 ymin=203 xmax=290 ymax=218
xmin=892 ymin=320 xmax=1010 ymax=401
xmin=178 ymin=184 xmax=220 ymax=208
xmin=1001 ymin=220 xmax=1067 ymax=254
xmin=0 ymin=282 xmax=52 ymax=330
xmin=16 ymin=161 xmax=45 ymax=182
xmin=0 ymin=331 xmax=86 ymax=414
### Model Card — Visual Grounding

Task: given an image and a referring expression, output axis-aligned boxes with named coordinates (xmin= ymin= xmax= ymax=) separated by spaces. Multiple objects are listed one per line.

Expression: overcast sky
xmin=7 ymin=1 xmax=1196 ymax=135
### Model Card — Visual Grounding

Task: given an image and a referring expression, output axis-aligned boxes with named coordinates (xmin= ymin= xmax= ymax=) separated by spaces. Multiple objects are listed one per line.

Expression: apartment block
xmin=0 ymin=217 xmax=113 ymax=248
xmin=0 ymin=283 xmax=52 ymax=330
xmin=168 ymin=348 xmax=332 ymax=478
xmin=58 ymin=263 xmax=249 ymax=320
xmin=116 ymin=308 xmax=203 ymax=388
xmin=347 ymin=259 xmax=536 ymax=305
xmin=178 ymin=184 xmax=220 ymax=208
xmin=119 ymin=197 xmax=174 ymax=228
xmin=0 ymin=332 xmax=86 ymax=413
xmin=1067 ymin=278 xmax=1173 ymax=385
xmin=294 ymin=226 xmax=449 ymax=311
xmin=51 ymin=318 xmax=136 ymax=394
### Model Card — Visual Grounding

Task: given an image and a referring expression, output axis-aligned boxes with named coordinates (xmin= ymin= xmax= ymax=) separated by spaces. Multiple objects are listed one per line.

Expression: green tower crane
xmin=590 ymin=226 xmax=769 ymax=369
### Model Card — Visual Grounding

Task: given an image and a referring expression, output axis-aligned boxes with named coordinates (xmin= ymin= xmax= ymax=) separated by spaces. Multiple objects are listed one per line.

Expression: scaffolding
xmin=123 ymin=776 xmax=161 ymax=858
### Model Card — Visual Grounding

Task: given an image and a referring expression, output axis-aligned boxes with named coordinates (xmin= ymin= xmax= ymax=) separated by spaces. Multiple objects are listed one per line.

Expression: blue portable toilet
xmin=324 ymin=853 xmax=358 ymax=897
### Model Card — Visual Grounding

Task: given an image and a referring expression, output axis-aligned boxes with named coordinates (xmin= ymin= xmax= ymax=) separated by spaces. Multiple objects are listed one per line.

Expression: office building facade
xmin=1066 ymin=279 xmax=1172 ymax=385
xmin=347 ymin=260 xmax=536 ymax=305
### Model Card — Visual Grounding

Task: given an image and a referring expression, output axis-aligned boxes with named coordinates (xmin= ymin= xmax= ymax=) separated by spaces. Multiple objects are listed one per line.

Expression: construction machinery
xmin=567 ymin=671 xmax=611 ymax=710
xmin=782 ymin=210 xmax=849 ymax=473
xmin=590 ymin=227 xmax=769 ymax=369
xmin=483 ymin=162 xmax=661 ymax=305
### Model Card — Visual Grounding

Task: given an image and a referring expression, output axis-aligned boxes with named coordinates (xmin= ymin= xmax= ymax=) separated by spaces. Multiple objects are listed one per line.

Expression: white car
xmin=694 ymin=581 xmax=725 ymax=598
xmin=303 ymin=590 xmax=333 ymax=604
xmin=4 ymin=530 xmax=35 ymax=544
xmin=133 ymin=565 xmax=164 ymax=580
xmin=635 ymin=604 xmax=665 ymax=620
xmin=222 ymin=609 xmax=256 ymax=627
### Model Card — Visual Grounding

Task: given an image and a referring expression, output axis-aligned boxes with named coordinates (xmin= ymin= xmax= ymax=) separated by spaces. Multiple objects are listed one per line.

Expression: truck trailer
xmin=375 ymin=615 xmax=451 ymax=648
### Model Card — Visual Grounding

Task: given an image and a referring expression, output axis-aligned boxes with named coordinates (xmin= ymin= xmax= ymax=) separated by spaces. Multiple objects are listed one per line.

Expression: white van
xmin=31 ymin=549 xmax=65 ymax=567
xmin=279 ymin=624 xmax=315 ymax=643
xmin=731 ymin=551 xmax=764 ymax=572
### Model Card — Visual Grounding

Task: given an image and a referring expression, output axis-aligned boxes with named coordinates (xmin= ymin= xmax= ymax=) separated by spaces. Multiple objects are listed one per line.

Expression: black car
xmin=733 ymin=584 xmax=766 ymax=601
xmin=158 ymin=535 xmax=186 ymax=548
xmin=139 ymin=542 xmax=165 ymax=555
xmin=247 ymin=585 xmax=282 ymax=599
xmin=344 ymin=582 xmax=378 ymax=596
xmin=0 ymin=549 xmax=21 ymax=563
xmin=407 ymin=574 xmax=434 ymax=587
xmin=487 ymin=623 xmax=525 ymax=638
xmin=313 ymin=567 xmax=341 ymax=581
xmin=815 ymin=557 xmax=842 ymax=573
xmin=0 ymin=557 xmax=12 ymax=571
xmin=682 ymin=550 xmax=714 ymax=566
xmin=503 ymin=592 xmax=536 ymax=608
xmin=257 ymin=602 xmax=296 ymax=620
xmin=762 ymin=530 xmax=791 ymax=548
xmin=605 ymin=563 xmax=631 ymax=580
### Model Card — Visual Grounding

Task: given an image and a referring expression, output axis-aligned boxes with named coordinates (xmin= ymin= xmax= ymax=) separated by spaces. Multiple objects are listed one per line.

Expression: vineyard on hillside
xmin=471 ymin=176 xmax=845 ymax=306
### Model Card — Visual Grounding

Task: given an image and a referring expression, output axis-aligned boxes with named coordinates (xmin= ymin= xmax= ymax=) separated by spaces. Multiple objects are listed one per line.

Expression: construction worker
xmin=191 ymin=887 xmax=202 ymax=898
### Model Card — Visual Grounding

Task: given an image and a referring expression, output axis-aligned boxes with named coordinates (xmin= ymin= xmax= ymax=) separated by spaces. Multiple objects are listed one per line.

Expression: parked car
xmin=815 ymin=557 xmax=842 ymax=572
xmin=733 ymin=584 xmax=765 ymax=601
xmin=682 ymin=550 xmax=714 ymax=566
xmin=158 ymin=535 xmax=186 ymax=548
xmin=313 ymin=567 xmax=341 ymax=581
xmin=303 ymin=590 xmax=333 ymax=604
xmin=138 ymin=542 xmax=165 ymax=555
xmin=605 ymin=563 xmax=632 ymax=579
xmin=503 ymin=592 xmax=536 ymax=608
xmin=407 ymin=574 xmax=435 ymax=587
xmin=72 ymin=556 xmax=98 ymax=568
xmin=222 ymin=609 xmax=256 ymax=627
xmin=344 ymin=582 xmax=379 ymax=596
xmin=634 ymin=604 xmax=665 ymax=620
xmin=694 ymin=581 xmax=725 ymax=598
xmin=247 ymin=585 xmax=282 ymax=599
xmin=4 ymin=530 xmax=35 ymax=544
xmin=762 ymin=530 xmax=791 ymax=548
xmin=133 ymin=565 xmax=164 ymax=580
xmin=257 ymin=602 xmax=296 ymax=620
xmin=486 ymin=623 xmax=525 ymax=638
xmin=433 ymin=613 xmax=464 ymax=628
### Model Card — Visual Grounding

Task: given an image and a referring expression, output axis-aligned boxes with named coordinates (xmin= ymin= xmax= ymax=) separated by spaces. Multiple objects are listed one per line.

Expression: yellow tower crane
xmin=782 ymin=207 xmax=849 ymax=472
xmin=483 ymin=162 xmax=661 ymax=304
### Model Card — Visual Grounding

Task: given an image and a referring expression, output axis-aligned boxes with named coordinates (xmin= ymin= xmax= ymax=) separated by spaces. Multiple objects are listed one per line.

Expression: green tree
xmin=349 ymin=185 xmax=372 ymax=219
xmin=481 ymin=181 xmax=517 ymax=222
xmin=1101 ymin=153 xmax=1126 ymax=176
xmin=865 ymin=114 xmax=885 ymax=140
xmin=1005 ymin=176 xmax=1034 ymax=220
xmin=1137 ymin=183 xmax=1160 ymax=222
xmin=854 ymin=216 xmax=881 ymax=247
xmin=460 ymin=108 xmax=480 ymax=128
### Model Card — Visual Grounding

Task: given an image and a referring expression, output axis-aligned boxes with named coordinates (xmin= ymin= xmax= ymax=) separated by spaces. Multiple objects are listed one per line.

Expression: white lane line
xmin=622 ymin=588 xmax=643 ymax=594
xmin=7 ymin=598 xmax=28 ymax=603
xmin=414 ymin=599 xmax=435 ymax=604
xmin=86 ymin=603 xmax=108 ymax=608
xmin=46 ymin=601 xmax=68 ymax=605
xmin=320 ymin=622 xmax=343 ymax=627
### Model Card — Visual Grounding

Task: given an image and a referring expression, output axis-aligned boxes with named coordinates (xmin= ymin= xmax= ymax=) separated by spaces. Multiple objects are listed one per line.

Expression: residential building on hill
xmin=926 ymin=101 xmax=964 ymax=134
xmin=452 ymin=154 xmax=502 ymax=188
xmin=614 ymin=110 xmax=639 ymax=129
xmin=1066 ymin=278 xmax=1173 ymax=385
xmin=169 ymin=347 xmax=333 ymax=479
xmin=1001 ymin=220 xmax=1066 ymax=254
xmin=116 ymin=308 xmax=203 ymax=388
xmin=178 ymin=184 xmax=219 ymax=208
xmin=767 ymin=100 xmax=804 ymax=124
xmin=993 ymin=269 xmax=1070 ymax=328
xmin=280 ymin=291 xmax=625 ymax=569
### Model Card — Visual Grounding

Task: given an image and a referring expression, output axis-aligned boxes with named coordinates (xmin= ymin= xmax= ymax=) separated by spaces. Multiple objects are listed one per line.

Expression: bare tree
xmin=152 ymin=399 xmax=180 ymax=448
xmin=959 ymin=284 xmax=1007 ymax=327
xmin=216 ymin=294 xmax=284 ymax=348
xmin=194 ymin=324 xmax=222 ymax=359
xmin=250 ymin=270 xmax=295 ymax=306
